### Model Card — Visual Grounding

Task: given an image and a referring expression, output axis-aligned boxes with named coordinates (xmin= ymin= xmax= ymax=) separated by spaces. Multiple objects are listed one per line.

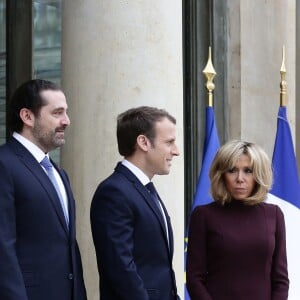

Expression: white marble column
xmin=61 ymin=1 xmax=184 ymax=299
xmin=226 ymin=0 xmax=296 ymax=157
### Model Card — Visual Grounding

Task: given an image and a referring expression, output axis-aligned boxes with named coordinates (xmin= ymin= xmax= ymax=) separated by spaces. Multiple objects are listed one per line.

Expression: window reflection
xmin=33 ymin=0 xmax=61 ymax=84
xmin=33 ymin=0 xmax=62 ymax=162
xmin=0 ymin=1 xmax=62 ymax=147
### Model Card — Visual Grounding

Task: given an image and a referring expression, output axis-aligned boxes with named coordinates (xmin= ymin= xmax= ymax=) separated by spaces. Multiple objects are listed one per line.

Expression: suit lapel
xmin=157 ymin=197 xmax=174 ymax=256
xmin=136 ymin=183 xmax=169 ymax=233
xmin=9 ymin=139 xmax=69 ymax=236
xmin=115 ymin=162 xmax=172 ymax=254
xmin=52 ymin=160 xmax=74 ymax=236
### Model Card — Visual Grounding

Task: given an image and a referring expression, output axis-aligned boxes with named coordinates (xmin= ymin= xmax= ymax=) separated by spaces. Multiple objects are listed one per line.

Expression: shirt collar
xmin=13 ymin=132 xmax=49 ymax=163
xmin=121 ymin=159 xmax=150 ymax=186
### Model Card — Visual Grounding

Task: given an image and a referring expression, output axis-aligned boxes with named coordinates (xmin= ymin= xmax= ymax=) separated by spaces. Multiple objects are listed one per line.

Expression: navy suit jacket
xmin=0 ymin=138 xmax=87 ymax=300
xmin=90 ymin=162 xmax=179 ymax=300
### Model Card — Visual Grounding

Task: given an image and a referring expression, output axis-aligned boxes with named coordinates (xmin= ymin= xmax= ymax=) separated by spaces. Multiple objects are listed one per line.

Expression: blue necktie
xmin=146 ymin=182 xmax=169 ymax=244
xmin=40 ymin=156 xmax=69 ymax=226
xmin=146 ymin=182 xmax=163 ymax=213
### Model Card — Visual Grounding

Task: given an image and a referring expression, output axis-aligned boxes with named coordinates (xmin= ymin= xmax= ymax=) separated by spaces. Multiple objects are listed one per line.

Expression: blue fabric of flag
xmin=269 ymin=106 xmax=300 ymax=208
xmin=191 ymin=107 xmax=220 ymax=210
xmin=267 ymin=105 xmax=300 ymax=300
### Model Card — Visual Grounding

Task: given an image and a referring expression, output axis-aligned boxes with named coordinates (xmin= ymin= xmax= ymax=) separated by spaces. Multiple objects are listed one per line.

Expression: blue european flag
xmin=184 ymin=106 xmax=220 ymax=299
xmin=192 ymin=107 xmax=220 ymax=209
xmin=267 ymin=106 xmax=300 ymax=300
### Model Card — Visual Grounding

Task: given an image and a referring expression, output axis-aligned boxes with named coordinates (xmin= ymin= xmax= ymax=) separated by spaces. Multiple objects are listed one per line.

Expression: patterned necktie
xmin=40 ymin=156 xmax=69 ymax=226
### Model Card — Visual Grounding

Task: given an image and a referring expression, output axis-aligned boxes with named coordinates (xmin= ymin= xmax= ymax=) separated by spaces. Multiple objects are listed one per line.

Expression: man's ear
xmin=19 ymin=108 xmax=35 ymax=127
xmin=136 ymin=134 xmax=150 ymax=152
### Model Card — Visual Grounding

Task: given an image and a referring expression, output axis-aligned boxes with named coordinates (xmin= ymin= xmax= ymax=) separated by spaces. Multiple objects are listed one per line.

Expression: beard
xmin=32 ymin=121 xmax=66 ymax=153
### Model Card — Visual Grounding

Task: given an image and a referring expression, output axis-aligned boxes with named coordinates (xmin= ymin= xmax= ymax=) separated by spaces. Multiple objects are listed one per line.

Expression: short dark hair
xmin=117 ymin=106 xmax=176 ymax=157
xmin=7 ymin=79 xmax=61 ymax=134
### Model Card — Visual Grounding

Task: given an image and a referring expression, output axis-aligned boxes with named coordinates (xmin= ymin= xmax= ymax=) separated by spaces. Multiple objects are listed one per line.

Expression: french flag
xmin=267 ymin=106 xmax=300 ymax=300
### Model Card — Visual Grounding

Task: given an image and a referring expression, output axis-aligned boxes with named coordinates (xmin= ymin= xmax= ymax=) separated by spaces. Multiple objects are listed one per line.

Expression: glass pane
xmin=33 ymin=0 xmax=62 ymax=83
xmin=33 ymin=0 xmax=62 ymax=162
xmin=0 ymin=0 xmax=6 ymax=145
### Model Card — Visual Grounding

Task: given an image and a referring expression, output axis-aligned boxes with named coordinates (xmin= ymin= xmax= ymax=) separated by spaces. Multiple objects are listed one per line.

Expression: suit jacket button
xmin=68 ymin=273 xmax=74 ymax=280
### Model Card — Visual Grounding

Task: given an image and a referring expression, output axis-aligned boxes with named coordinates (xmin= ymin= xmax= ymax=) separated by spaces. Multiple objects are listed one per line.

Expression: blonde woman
xmin=186 ymin=140 xmax=289 ymax=300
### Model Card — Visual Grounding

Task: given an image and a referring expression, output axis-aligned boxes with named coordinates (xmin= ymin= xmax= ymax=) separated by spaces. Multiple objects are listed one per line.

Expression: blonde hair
xmin=209 ymin=140 xmax=273 ymax=205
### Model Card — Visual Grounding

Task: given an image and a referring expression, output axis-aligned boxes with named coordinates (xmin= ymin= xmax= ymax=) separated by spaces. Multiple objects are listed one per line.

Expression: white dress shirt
xmin=13 ymin=132 xmax=69 ymax=215
xmin=121 ymin=159 xmax=169 ymax=245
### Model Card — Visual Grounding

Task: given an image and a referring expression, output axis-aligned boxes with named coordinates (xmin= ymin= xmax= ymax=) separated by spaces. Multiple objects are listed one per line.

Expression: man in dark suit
xmin=0 ymin=79 xmax=87 ymax=300
xmin=90 ymin=106 xmax=180 ymax=299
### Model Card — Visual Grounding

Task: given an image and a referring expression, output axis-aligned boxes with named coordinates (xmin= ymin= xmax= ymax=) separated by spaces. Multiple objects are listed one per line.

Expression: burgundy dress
xmin=186 ymin=201 xmax=289 ymax=300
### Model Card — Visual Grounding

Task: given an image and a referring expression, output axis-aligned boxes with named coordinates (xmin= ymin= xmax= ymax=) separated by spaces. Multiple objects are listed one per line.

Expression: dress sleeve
xmin=271 ymin=206 xmax=289 ymax=300
xmin=186 ymin=207 xmax=213 ymax=300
